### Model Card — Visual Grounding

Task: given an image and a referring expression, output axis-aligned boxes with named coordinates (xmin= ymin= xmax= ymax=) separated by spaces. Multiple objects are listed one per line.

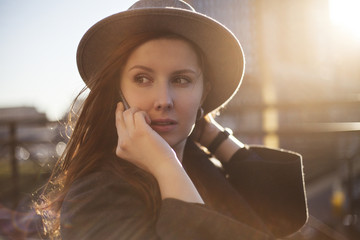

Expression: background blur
xmin=1 ymin=0 xmax=359 ymax=239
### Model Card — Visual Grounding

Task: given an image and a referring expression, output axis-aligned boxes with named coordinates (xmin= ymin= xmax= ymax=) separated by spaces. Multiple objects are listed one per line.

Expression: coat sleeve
xmin=60 ymin=172 xmax=159 ymax=240
xmin=222 ymin=145 xmax=308 ymax=238
xmin=60 ymin=172 xmax=274 ymax=240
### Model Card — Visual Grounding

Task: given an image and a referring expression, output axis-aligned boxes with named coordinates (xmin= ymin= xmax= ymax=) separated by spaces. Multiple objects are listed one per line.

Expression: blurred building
xmin=0 ymin=107 xmax=62 ymax=165
xmin=0 ymin=106 xmax=64 ymax=209
xmin=186 ymin=0 xmax=360 ymax=180
xmin=186 ymin=1 xmax=360 ymax=237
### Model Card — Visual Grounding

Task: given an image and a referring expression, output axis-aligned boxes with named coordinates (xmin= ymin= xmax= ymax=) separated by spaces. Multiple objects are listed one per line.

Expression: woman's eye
xmin=134 ymin=75 xmax=151 ymax=84
xmin=172 ymin=76 xmax=192 ymax=85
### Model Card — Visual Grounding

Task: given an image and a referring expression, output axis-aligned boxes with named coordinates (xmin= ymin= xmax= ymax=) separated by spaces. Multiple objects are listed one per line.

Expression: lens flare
xmin=329 ymin=0 xmax=360 ymax=39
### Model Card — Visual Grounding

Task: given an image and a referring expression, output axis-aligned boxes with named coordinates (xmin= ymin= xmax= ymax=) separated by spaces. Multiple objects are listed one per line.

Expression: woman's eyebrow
xmin=172 ymin=69 xmax=198 ymax=75
xmin=172 ymin=69 xmax=203 ymax=79
xmin=128 ymin=66 xmax=200 ymax=75
xmin=128 ymin=65 xmax=154 ymax=72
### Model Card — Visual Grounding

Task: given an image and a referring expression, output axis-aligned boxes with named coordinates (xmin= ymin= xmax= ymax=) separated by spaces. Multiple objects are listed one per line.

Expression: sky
xmin=0 ymin=0 xmax=137 ymax=120
xmin=1 ymin=0 xmax=360 ymax=121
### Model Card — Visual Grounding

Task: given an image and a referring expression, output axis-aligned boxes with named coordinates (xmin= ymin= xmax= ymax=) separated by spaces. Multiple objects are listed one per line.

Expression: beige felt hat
xmin=77 ymin=0 xmax=245 ymax=113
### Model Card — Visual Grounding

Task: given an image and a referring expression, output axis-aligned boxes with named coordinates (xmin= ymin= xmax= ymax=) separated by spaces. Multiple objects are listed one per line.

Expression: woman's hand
xmin=115 ymin=102 xmax=178 ymax=175
xmin=191 ymin=114 xmax=245 ymax=162
xmin=191 ymin=114 xmax=222 ymax=147
xmin=115 ymin=102 xmax=204 ymax=203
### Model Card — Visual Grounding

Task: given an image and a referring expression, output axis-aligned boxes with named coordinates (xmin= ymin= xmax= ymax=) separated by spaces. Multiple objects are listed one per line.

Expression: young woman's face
xmin=120 ymin=38 xmax=205 ymax=152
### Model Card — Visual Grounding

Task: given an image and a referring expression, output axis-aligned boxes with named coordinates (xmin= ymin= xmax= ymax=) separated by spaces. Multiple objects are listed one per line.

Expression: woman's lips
xmin=150 ymin=119 xmax=177 ymax=132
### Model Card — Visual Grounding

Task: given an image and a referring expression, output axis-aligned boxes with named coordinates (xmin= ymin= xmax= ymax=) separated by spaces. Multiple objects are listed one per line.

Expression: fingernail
xmin=146 ymin=115 xmax=151 ymax=124
xmin=117 ymin=102 xmax=124 ymax=110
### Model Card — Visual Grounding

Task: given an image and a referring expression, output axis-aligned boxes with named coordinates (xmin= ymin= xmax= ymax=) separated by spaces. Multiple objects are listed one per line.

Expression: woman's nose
xmin=154 ymin=85 xmax=174 ymax=111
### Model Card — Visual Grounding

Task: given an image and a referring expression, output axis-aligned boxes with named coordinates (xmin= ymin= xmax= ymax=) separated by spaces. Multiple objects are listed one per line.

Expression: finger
xmin=115 ymin=102 xmax=124 ymax=125
xmin=115 ymin=102 xmax=126 ymax=130
xmin=133 ymin=111 xmax=151 ymax=130
xmin=123 ymin=107 xmax=139 ymax=133
xmin=116 ymin=101 xmax=124 ymax=113
xmin=145 ymin=114 xmax=151 ymax=125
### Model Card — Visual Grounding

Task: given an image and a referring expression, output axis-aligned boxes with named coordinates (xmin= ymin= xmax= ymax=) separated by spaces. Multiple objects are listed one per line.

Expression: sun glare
xmin=329 ymin=0 xmax=360 ymax=39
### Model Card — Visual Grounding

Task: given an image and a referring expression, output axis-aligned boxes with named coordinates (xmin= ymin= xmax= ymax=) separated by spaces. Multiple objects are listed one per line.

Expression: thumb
xmin=145 ymin=114 xmax=151 ymax=125
xmin=133 ymin=111 xmax=152 ymax=127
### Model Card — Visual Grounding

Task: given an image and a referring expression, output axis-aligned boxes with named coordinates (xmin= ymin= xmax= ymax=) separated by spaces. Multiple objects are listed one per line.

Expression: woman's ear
xmin=200 ymin=81 xmax=211 ymax=105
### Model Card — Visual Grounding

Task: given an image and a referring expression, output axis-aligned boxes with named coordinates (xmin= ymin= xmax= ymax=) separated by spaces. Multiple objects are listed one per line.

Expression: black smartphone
xmin=119 ymin=89 xmax=130 ymax=110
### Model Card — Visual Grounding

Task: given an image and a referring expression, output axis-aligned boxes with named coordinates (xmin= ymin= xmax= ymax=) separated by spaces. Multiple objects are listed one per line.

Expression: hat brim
xmin=77 ymin=8 xmax=245 ymax=113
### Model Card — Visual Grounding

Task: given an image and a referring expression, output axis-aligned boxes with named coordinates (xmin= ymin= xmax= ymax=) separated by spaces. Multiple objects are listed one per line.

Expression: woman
xmin=36 ymin=0 xmax=307 ymax=239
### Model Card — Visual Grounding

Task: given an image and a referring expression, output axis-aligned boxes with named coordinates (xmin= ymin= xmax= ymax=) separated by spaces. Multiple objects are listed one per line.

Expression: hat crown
xmin=129 ymin=0 xmax=194 ymax=11
xmin=78 ymin=0 xmax=244 ymax=114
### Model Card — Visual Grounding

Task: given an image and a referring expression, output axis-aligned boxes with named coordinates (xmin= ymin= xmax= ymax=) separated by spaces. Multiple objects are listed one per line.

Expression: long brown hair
xmin=34 ymin=31 xmax=207 ymax=239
